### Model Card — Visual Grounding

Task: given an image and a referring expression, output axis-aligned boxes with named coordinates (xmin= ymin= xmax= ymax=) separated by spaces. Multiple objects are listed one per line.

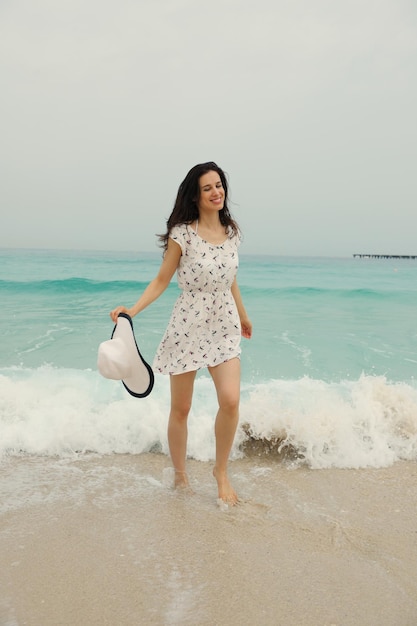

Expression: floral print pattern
xmin=153 ymin=224 xmax=241 ymax=375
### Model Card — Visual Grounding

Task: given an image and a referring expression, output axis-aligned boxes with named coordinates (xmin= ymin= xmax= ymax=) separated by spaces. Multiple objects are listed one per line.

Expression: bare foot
xmin=174 ymin=470 xmax=194 ymax=493
xmin=213 ymin=467 xmax=239 ymax=506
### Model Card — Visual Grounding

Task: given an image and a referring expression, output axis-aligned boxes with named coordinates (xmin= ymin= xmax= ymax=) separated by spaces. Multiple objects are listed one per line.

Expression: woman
xmin=111 ymin=162 xmax=252 ymax=505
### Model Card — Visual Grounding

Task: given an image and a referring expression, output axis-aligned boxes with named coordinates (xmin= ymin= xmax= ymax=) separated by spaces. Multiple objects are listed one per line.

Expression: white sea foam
xmin=239 ymin=375 xmax=417 ymax=469
xmin=1 ymin=367 xmax=416 ymax=469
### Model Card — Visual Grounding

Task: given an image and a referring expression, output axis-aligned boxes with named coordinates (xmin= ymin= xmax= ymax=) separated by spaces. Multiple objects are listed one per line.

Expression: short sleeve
xmin=229 ymin=227 xmax=241 ymax=248
xmin=169 ymin=224 xmax=187 ymax=254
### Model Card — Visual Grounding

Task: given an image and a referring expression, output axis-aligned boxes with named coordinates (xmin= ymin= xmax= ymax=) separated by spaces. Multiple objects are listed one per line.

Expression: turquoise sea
xmin=1 ymin=248 xmax=417 ymax=469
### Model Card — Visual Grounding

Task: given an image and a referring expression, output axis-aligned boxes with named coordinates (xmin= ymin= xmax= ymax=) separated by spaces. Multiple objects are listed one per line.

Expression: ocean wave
xmin=240 ymin=285 xmax=413 ymax=300
xmin=238 ymin=375 xmax=417 ymax=469
xmin=1 ymin=367 xmax=416 ymax=470
xmin=0 ymin=278 xmax=174 ymax=294
xmin=2 ymin=278 xmax=412 ymax=300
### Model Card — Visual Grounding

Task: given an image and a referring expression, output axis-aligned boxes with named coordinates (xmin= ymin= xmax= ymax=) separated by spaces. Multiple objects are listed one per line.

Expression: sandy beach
xmin=1 ymin=453 xmax=416 ymax=626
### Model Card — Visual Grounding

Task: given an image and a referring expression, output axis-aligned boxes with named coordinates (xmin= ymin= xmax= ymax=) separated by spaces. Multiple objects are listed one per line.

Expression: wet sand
xmin=1 ymin=454 xmax=416 ymax=625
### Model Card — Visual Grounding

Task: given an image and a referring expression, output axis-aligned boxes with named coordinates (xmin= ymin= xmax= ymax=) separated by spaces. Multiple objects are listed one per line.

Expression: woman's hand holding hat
xmin=110 ymin=306 xmax=130 ymax=322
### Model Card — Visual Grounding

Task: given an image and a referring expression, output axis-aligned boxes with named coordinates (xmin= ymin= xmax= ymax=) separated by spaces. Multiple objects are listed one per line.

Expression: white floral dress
xmin=153 ymin=222 xmax=242 ymax=375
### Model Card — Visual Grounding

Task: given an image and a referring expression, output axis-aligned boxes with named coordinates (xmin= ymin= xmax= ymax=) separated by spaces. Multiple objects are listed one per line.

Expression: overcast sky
xmin=1 ymin=0 xmax=416 ymax=256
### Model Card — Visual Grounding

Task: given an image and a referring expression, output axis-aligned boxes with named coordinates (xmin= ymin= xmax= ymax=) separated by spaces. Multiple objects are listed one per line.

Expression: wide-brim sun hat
xmin=97 ymin=313 xmax=154 ymax=398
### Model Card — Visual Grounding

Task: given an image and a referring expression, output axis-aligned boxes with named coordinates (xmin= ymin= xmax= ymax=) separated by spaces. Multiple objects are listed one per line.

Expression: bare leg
xmin=209 ymin=358 xmax=241 ymax=505
xmin=168 ymin=371 xmax=196 ymax=488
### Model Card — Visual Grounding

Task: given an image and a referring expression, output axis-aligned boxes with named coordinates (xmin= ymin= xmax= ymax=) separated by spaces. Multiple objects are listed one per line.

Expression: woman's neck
xmin=197 ymin=213 xmax=223 ymax=231
xmin=194 ymin=215 xmax=227 ymax=244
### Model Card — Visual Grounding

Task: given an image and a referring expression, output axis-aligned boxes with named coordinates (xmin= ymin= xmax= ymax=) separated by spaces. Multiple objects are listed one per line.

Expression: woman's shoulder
xmin=169 ymin=223 xmax=189 ymax=239
xmin=227 ymin=225 xmax=242 ymax=246
xmin=168 ymin=223 xmax=192 ymax=251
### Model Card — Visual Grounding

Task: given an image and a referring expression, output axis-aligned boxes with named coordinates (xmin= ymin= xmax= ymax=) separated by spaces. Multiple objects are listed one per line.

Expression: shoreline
xmin=1 ymin=454 xmax=416 ymax=625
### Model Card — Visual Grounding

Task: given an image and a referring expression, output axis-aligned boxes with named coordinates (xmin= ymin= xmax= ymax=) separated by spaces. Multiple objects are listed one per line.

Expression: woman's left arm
xmin=231 ymin=278 xmax=252 ymax=339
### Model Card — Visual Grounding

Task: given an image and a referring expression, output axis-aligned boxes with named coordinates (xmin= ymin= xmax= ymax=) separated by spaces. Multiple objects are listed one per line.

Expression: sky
xmin=1 ymin=0 xmax=416 ymax=257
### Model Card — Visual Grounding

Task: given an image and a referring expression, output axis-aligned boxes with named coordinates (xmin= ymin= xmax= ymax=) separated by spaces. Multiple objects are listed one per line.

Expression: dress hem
xmin=153 ymin=354 xmax=241 ymax=376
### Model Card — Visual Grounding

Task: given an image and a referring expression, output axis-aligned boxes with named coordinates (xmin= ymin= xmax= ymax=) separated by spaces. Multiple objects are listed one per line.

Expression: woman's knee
xmin=170 ymin=400 xmax=192 ymax=422
xmin=218 ymin=392 xmax=240 ymax=415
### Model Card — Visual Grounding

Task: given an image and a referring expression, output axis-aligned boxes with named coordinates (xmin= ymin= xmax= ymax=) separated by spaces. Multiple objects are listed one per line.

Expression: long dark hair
xmin=158 ymin=162 xmax=239 ymax=251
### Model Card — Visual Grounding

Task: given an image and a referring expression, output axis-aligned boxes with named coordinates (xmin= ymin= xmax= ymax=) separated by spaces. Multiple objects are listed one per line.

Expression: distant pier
xmin=353 ymin=254 xmax=417 ymax=259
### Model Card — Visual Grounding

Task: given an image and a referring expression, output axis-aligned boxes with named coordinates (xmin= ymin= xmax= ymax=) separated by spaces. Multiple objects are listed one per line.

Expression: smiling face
xmin=197 ymin=170 xmax=225 ymax=214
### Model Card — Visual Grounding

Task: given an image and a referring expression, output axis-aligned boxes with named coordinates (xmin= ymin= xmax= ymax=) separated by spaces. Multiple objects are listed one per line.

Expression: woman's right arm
xmin=110 ymin=238 xmax=182 ymax=322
